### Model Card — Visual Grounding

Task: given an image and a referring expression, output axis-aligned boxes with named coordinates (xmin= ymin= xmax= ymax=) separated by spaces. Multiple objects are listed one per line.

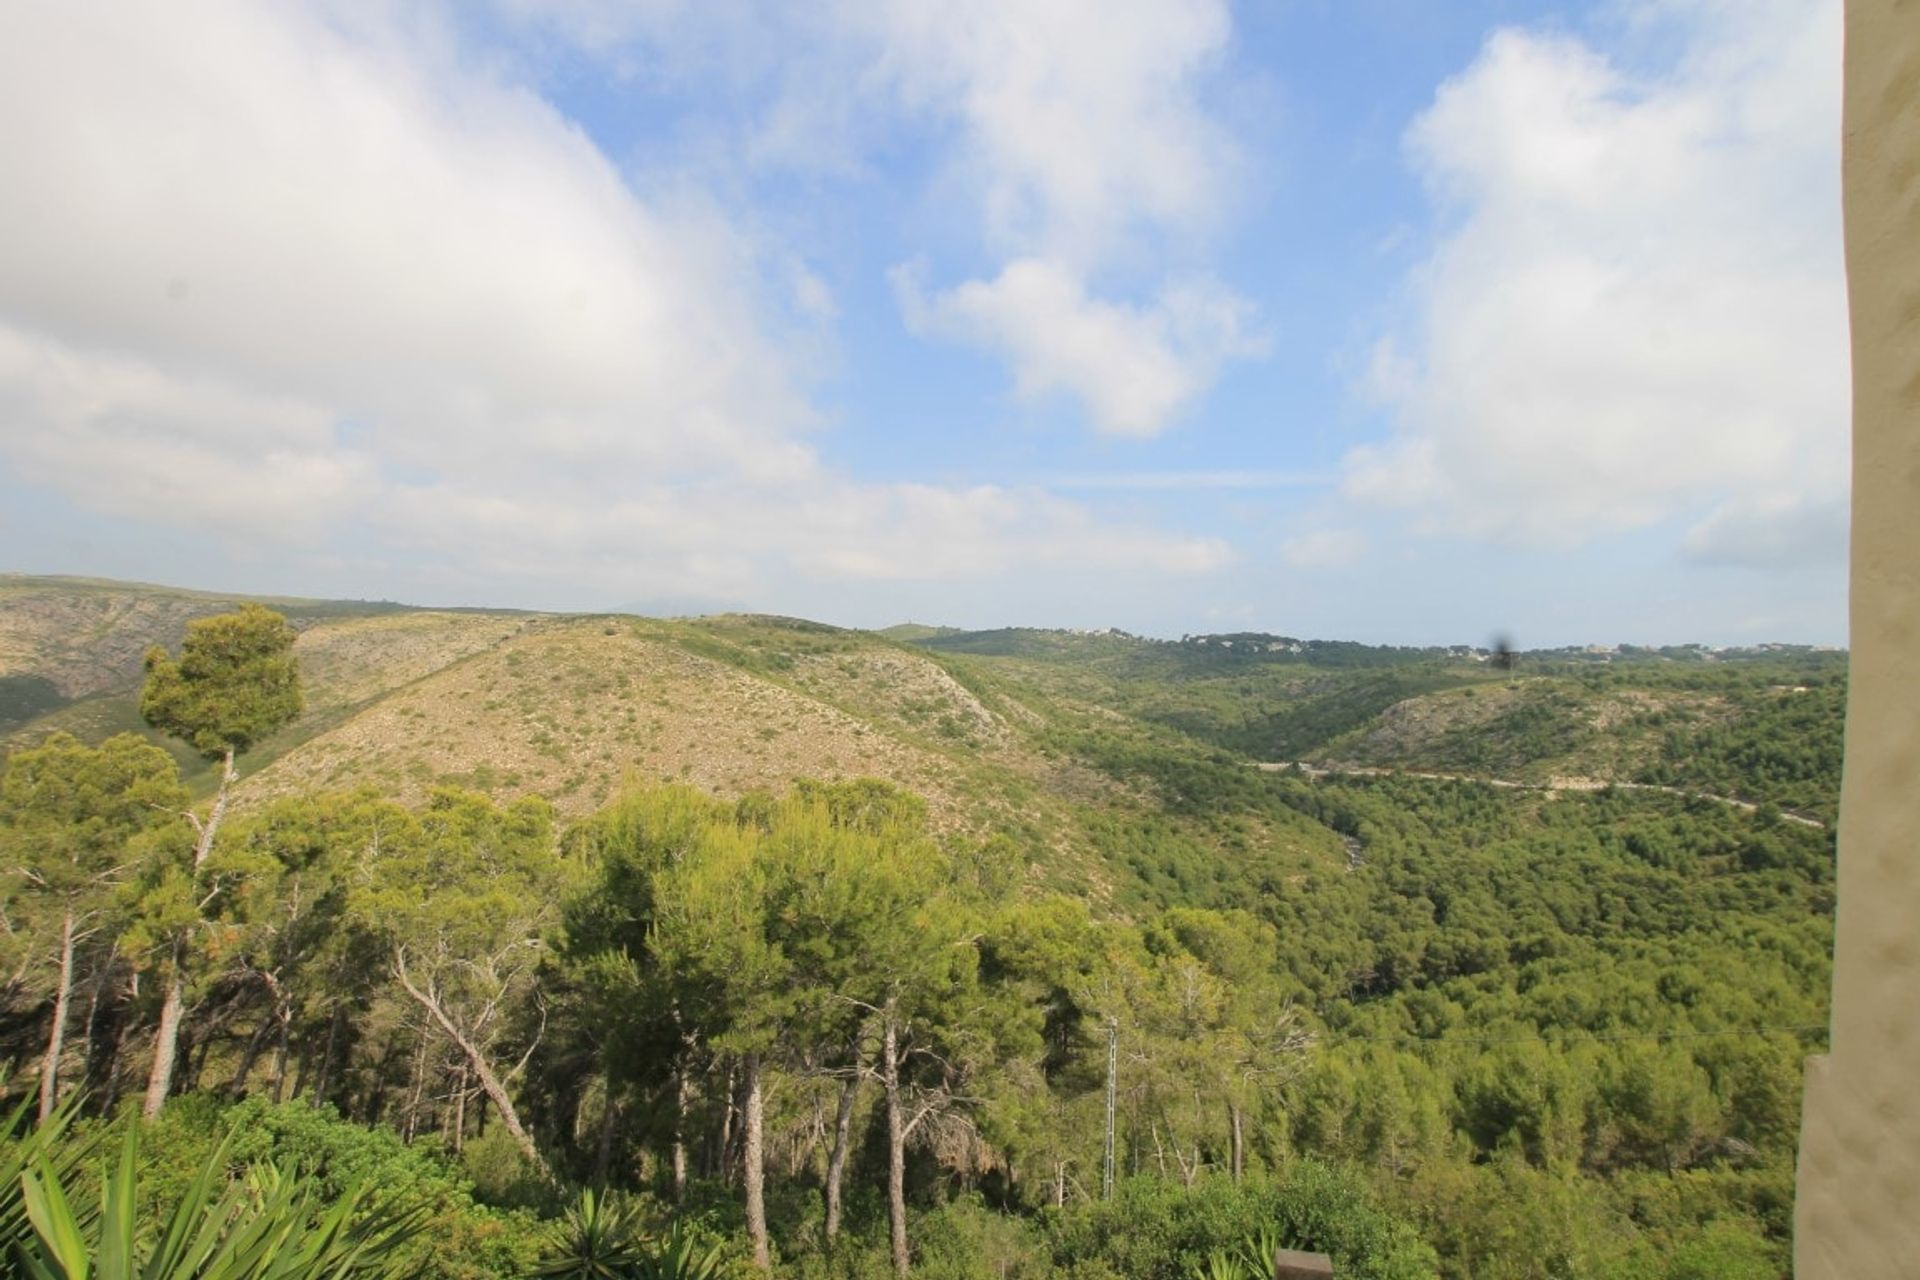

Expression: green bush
xmin=911 ymin=1195 xmax=1050 ymax=1279
xmin=143 ymin=1096 xmax=544 ymax=1280
xmin=1043 ymin=1167 xmax=1437 ymax=1280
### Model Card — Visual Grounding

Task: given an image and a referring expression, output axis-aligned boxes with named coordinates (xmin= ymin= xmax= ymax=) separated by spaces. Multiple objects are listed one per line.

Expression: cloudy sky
xmin=0 ymin=0 xmax=1848 ymax=645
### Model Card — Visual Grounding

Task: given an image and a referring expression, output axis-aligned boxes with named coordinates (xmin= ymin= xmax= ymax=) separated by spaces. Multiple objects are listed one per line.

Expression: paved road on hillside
xmin=1255 ymin=761 xmax=1828 ymax=830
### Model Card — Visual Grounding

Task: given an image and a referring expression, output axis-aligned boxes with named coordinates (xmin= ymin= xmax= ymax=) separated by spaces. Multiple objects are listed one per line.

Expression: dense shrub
xmin=1042 ymin=1167 xmax=1438 ymax=1280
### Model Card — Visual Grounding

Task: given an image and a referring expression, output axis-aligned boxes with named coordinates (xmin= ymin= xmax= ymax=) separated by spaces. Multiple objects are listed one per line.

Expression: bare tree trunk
xmin=672 ymin=1059 xmax=691 ymax=1203
xmin=289 ymin=1042 xmax=313 ymax=1103
xmin=884 ymin=1015 xmax=910 ymax=1279
xmin=718 ymin=1060 xmax=738 ymax=1183
xmin=403 ymin=1035 xmax=429 ymax=1142
xmin=229 ymin=1013 xmax=274 ymax=1097
xmin=270 ymin=1001 xmax=292 ymax=1103
xmin=394 ymin=953 xmax=548 ymax=1175
xmin=825 ymin=1070 xmax=860 ymax=1241
xmin=311 ymin=1003 xmax=343 ymax=1109
xmin=594 ymin=1081 xmax=616 ymax=1182
xmin=1230 ymin=1104 xmax=1244 ymax=1183
xmin=452 ymin=1063 xmax=470 ymax=1154
xmin=143 ymin=961 xmax=187 ymax=1119
xmin=182 ymin=1024 xmax=211 ymax=1094
xmin=143 ymin=748 xmax=236 ymax=1119
xmin=38 ymin=909 xmax=76 ymax=1122
xmin=1054 ymin=1160 xmax=1067 ymax=1208
xmin=80 ymin=957 xmax=108 ymax=1090
xmin=741 ymin=1054 xmax=770 ymax=1273
xmin=101 ymin=971 xmax=135 ymax=1115
xmin=368 ymin=1030 xmax=400 ymax=1125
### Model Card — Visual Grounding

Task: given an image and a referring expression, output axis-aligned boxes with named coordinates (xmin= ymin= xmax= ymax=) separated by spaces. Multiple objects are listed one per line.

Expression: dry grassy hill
xmin=6 ymin=580 xmax=1474 ymax=903
xmin=248 ymin=617 xmax=992 ymax=819
xmin=0 ymin=575 xmax=533 ymax=782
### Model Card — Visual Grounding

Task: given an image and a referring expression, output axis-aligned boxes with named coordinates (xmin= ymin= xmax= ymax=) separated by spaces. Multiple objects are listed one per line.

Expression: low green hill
xmin=0 ymin=576 xmax=1847 ymax=1278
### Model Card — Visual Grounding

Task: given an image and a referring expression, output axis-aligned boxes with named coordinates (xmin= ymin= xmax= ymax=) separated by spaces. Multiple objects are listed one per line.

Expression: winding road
xmin=1256 ymin=761 xmax=1828 ymax=830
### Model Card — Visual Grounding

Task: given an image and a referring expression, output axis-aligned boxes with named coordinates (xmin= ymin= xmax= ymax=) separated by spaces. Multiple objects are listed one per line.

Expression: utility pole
xmin=1102 ymin=1017 xmax=1117 ymax=1200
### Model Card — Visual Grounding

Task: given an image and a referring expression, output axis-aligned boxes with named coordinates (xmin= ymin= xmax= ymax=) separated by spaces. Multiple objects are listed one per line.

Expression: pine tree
xmin=136 ymin=605 xmax=302 ymax=1117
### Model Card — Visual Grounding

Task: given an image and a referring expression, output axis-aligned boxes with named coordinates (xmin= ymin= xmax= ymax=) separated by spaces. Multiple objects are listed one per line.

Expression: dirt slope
xmin=240 ymin=619 xmax=979 ymax=820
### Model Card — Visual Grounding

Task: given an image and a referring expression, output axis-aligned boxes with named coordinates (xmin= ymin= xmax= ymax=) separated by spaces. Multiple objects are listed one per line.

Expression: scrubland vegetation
xmin=0 ymin=584 xmax=1840 ymax=1278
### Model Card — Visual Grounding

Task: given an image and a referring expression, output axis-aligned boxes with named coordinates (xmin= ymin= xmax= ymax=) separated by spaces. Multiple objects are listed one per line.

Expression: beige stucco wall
xmin=1793 ymin=1 xmax=1920 ymax=1275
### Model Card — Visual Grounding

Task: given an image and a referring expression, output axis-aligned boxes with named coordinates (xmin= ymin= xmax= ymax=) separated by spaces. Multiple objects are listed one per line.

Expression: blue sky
xmin=0 ymin=0 xmax=1848 ymax=645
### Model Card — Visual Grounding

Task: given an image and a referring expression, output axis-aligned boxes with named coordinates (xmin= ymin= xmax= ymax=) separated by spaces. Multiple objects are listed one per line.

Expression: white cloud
xmin=849 ymin=0 xmax=1237 ymax=264
xmin=0 ymin=327 xmax=376 ymax=541
xmin=0 ymin=2 xmax=1224 ymax=603
xmin=1050 ymin=469 xmax=1330 ymax=493
xmin=1347 ymin=0 xmax=1848 ymax=557
xmin=860 ymin=0 xmax=1257 ymax=436
xmin=1683 ymin=493 xmax=1847 ymax=569
xmin=504 ymin=1 xmax=1261 ymax=438
xmin=894 ymin=258 xmax=1261 ymax=437
xmin=1279 ymin=529 xmax=1368 ymax=571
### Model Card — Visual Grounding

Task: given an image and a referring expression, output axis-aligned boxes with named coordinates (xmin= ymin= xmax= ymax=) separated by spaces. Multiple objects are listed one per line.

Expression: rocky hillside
xmin=2 ymin=578 xmax=1842 ymax=896
xmin=1 ymin=581 xmax=1320 ymax=898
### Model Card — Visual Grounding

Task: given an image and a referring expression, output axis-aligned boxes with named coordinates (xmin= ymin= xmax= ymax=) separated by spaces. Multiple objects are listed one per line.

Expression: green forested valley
xmin=0 ymin=578 xmax=1842 ymax=1278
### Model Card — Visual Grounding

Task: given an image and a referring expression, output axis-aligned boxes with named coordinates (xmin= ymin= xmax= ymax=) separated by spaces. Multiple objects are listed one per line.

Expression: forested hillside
xmin=0 ymin=582 xmax=1841 ymax=1279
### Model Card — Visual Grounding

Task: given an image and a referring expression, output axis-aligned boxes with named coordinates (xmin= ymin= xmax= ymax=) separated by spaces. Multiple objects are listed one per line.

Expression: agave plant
xmin=1192 ymin=1251 xmax=1257 ymax=1280
xmin=13 ymin=1125 xmax=426 ymax=1280
xmin=1190 ymin=1228 xmax=1295 ymax=1280
xmin=531 ymin=1191 xmax=725 ymax=1280
xmin=1236 ymin=1227 xmax=1286 ymax=1278
xmin=531 ymin=1188 xmax=650 ymax=1280
xmin=632 ymin=1224 xmax=725 ymax=1280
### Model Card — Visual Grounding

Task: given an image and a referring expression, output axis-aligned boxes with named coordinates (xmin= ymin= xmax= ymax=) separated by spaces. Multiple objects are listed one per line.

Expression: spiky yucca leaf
xmin=1191 ymin=1251 xmax=1256 ymax=1280
xmin=530 ymin=1188 xmax=650 ymax=1280
xmin=14 ymin=1123 xmax=426 ymax=1280
xmin=633 ymin=1224 xmax=726 ymax=1280
xmin=0 ymin=1089 xmax=105 ymax=1256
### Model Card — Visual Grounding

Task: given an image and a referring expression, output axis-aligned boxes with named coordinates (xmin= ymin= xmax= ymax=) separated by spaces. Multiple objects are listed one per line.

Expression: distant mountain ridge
xmin=1 ymin=575 xmax=1847 ymax=891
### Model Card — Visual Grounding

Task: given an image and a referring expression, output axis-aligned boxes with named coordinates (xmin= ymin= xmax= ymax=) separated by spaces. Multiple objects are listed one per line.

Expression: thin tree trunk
xmin=672 ymin=1058 xmax=691 ymax=1203
xmin=452 ymin=1063 xmax=470 ymax=1154
xmin=80 ymin=954 xmax=112 ymax=1095
xmin=270 ymin=1002 xmax=292 ymax=1103
xmin=594 ymin=1081 xmax=616 ymax=1182
xmin=229 ymin=1013 xmax=274 ymax=1096
xmin=368 ymin=1030 xmax=399 ymax=1125
xmin=290 ymin=1042 xmax=313 ymax=1103
xmin=741 ymin=1054 xmax=770 ymax=1272
xmin=143 ymin=961 xmax=187 ymax=1119
xmin=312 ymin=1002 xmax=343 ymax=1108
xmin=884 ymin=1015 xmax=910 ymax=1279
xmin=1054 ymin=1160 xmax=1067 ymax=1208
xmin=718 ymin=1060 xmax=738 ymax=1183
xmin=102 ymin=971 xmax=135 ymax=1115
xmin=394 ymin=953 xmax=548 ymax=1175
xmin=143 ymin=748 xmax=236 ymax=1119
xmin=183 ymin=1024 xmax=212 ymax=1094
xmin=38 ymin=909 xmax=76 ymax=1122
xmin=403 ymin=1035 xmax=429 ymax=1142
xmin=1230 ymin=1104 xmax=1245 ymax=1182
xmin=825 ymin=1069 xmax=860 ymax=1241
